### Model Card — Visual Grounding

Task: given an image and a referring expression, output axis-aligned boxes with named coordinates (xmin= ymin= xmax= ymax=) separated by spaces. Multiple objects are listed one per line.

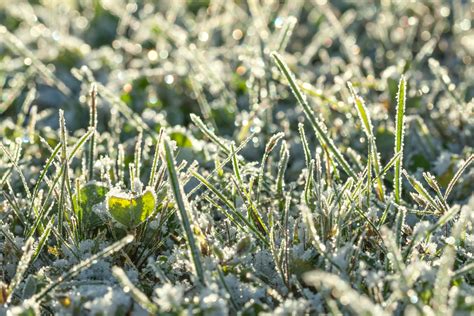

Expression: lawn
xmin=0 ymin=1 xmax=473 ymax=315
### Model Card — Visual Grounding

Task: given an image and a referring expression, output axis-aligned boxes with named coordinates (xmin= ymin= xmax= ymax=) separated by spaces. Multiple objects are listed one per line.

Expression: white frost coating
xmin=154 ymin=283 xmax=184 ymax=311
xmin=433 ymin=152 xmax=452 ymax=175
xmin=133 ymin=178 xmax=143 ymax=193
xmin=83 ymin=286 xmax=131 ymax=315
xmin=261 ymin=298 xmax=309 ymax=316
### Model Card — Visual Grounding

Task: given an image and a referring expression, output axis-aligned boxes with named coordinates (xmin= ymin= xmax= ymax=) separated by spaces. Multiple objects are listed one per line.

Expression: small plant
xmin=107 ymin=189 xmax=156 ymax=228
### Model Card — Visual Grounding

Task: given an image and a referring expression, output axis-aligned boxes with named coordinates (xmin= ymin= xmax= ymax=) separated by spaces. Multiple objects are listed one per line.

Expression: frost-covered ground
xmin=0 ymin=1 xmax=473 ymax=315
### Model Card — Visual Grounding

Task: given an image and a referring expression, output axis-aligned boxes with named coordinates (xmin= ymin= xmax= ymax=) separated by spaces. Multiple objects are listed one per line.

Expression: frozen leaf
xmin=107 ymin=189 xmax=156 ymax=228
xmin=73 ymin=182 xmax=109 ymax=229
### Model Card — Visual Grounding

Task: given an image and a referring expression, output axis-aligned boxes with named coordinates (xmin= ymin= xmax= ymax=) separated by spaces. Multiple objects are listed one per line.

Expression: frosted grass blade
xmin=35 ymin=235 xmax=134 ymax=301
xmin=164 ymin=140 xmax=206 ymax=285
xmin=393 ymin=75 xmax=406 ymax=204
xmin=444 ymin=154 xmax=473 ymax=200
xmin=112 ymin=266 xmax=159 ymax=314
xmin=347 ymin=82 xmax=385 ymax=201
xmin=271 ymin=52 xmax=356 ymax=179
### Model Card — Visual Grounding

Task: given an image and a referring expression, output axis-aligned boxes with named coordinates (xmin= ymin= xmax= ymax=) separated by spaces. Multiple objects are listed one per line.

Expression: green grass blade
xmin=231 ymin=143 xmax=243 ymax=186
xmin=271 ymin=52 xmax=356 ymax=178
xmin=148 ymin=128 xmax=165 ymax=187
xmin=393 ymin=75 xmax=406 ymax=204
xmin=191 ymin=169 xmax=268 ymax=246
xmin=275 ymin=16 xmax=297 ymax=52
xmin=276 ymin=140 xmax=289 ymax=198
xmin=257 ymin=132 xmax=284 ymax=205
xmin=298 ymin=123 xmax=312 ymax=169
xmin=164 ymin=140 xmax=206 ymax=285
xmin=88 ymin=84 xmax=97 ymax=180
xmin=453 ymin=261 xmax=474 ymax=279
xmin=32 ymin=218 xmax=54 ymax=263
xmin=190 ymin=113 xmax=229 ymax=155
xmin=347 ymin=82 xmax=385 ymax=201
xmin=403 ymin=170 xmax=444 ymax=214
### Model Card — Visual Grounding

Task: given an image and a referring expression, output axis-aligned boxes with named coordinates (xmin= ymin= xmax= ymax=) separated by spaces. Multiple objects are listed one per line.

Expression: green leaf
xmin=107 ymin=189 xmax=156 ymax=228
xmin=73 ymin=182 xmax=109 ymax=229
xmin=170 ymin=130 xmax=193 ymax=148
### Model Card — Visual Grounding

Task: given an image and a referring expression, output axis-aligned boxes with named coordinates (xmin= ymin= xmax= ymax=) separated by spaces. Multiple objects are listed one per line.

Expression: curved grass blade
xmin=444 ymin=154 xmax=473 ymax=200
xmin=298 ymin=123 xmax=312 ymax=169
xmin=403 ymin=170 xmax=445 ymax=214
xmin=35 ymin=235 xmax=134 ymax=301
xmin=112 ymin=266 xmax=159 ymax=314
xmin=190 ymin=113 xmax=229 ymax=155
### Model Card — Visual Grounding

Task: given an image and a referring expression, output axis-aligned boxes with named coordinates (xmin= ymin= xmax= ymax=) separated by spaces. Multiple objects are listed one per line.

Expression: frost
xmin=413 ymin=221 xmax=431 ymax=236
xmin=154 ymin=283 xmax=184 ymax=311
xmin=465 ymin=234 xmax=474 ymax=253
xmin=53 ymin=259 xmax=70 ymax=269
xmin=78 ymin=240 xmax=95 ymax=255
xmin=7 ymin=298 xmax=40 ymax=316
xmin=445 ymin=237 xmax=456 ymax=246
xmin=132 ymin=178 xmax=143 ymax=193
xmin=83 ymin=286 xmax=131 ymax=315
xmin=433 ymin=152 xmax=452 ymax=175
xmin=262 ymin=297 xmax=310 ymax=316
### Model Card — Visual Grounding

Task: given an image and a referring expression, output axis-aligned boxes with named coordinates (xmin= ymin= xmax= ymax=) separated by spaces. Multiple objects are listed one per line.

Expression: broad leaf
xmin=107 ymin=189 xmax=156 ymax=228
xmin=73 ymin=182 xmax=109 ymax=229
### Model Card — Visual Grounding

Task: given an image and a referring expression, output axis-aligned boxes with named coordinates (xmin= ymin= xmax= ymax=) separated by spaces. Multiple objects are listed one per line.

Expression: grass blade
xmin=164 ymin=139 xmax=206 ymax=285
xmin=432 ymin=209 xmax=470 ymax=314
xmin=35 ymin=235 xmax=134 ymax=301
xmin=88 ymin=84 xmax=97 ymax=181
xmin=6 ymin=237 xmax=36 ymax=303
xmin=271 ymin=52 xmax=356 ymax=178
xmin=347 ymin=82 xmax=385 ymax=201
xmin=444 ymin=154 xmax=473 ymax=200
xmin=112 ymin=266 xmax=159 ymax=314
xmin=393 ymin=75 xmax=406 ymax=204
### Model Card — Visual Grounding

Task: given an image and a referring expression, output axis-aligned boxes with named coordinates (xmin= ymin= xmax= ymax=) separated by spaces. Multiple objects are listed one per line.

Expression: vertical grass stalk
xmin=347 ymin=82 xmax=385 ymax=201
xmin=164 ymin=140 xmax=206 ymax=285
xmin=394 ymin=75 xmax=406 ymax=204
xmin=88 ymin=84 xmax=97 ymax=181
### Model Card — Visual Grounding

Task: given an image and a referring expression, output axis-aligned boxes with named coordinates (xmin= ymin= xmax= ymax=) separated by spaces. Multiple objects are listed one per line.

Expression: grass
xmin=0 ymin=1 xmax=473 ymax=315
